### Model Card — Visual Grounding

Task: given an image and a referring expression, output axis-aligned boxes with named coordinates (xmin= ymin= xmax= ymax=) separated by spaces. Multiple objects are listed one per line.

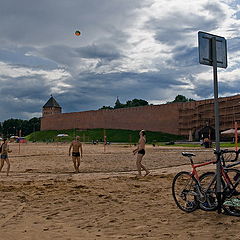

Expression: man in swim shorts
xmin=0 ymin=138 xmax=12 ymax=176
xmin=133 ymin=130 xmax=150 ymax=177
xmin=69 ymin=136 xmax=83 ymax=173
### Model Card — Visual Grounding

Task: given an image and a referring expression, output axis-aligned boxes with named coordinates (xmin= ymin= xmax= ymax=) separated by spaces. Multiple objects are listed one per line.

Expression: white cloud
xmin=0 ymin=0 xmax=240 ymax=121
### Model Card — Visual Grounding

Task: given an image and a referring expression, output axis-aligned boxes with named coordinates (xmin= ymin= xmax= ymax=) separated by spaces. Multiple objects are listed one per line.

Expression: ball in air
xmin=75 ymin=30 xmax=81 ymax=36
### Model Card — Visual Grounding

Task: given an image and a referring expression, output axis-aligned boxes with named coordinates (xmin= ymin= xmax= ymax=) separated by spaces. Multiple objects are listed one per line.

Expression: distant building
xmin=42 ymin=95 xmax=62 ymax=117
xmin=41 ymin=94 xmax=240 ymax=140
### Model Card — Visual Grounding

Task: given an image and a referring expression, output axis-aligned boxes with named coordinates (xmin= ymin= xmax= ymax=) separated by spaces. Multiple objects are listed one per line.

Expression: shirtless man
xmin=69 ymin=136 xmax=83 ymax=173
xmin=0 ymin=138 xmax=12 ymax=176
xmin=133 ymin=130 xmax=150 ymax=177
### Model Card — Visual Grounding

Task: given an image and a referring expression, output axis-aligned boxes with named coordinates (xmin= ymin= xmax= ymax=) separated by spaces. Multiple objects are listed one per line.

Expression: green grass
xmin=157 ymin=142 xmax=238 ymax=148
xmin=157 ymin=143 xmax=201 ymax=147
xmin=220 ymin=143 xmax=238 ymax=148
xmin=26 ymin=128 xmax=184 ymax=143
xmin=26 ymin=129 xmax=238 ymax=147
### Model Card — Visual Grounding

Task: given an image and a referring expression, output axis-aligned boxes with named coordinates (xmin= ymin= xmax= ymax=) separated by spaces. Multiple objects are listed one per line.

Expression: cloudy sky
xmin=0 ymin=0 xmax=240 ymax=121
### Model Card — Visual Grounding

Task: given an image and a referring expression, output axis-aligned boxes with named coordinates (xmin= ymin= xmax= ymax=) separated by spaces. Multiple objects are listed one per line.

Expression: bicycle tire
xmin=222 ymin=168 xmax=240 ymax=217
xmin=199 ymin=171 xmax=219 ymax=211
xmin=172 ymin=171 xmax=199 ymax=212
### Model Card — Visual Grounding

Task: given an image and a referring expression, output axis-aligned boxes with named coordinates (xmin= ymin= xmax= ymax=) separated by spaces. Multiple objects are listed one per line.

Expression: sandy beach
xmin=1 ymin=142 xmax=240 ymax=240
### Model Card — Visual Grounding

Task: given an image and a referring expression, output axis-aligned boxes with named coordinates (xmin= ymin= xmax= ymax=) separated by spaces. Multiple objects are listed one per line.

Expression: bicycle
xmin=199 ymin=149 xmax=240 ymax=216
xmin=172 ymin=152 xmax=217 ymax=212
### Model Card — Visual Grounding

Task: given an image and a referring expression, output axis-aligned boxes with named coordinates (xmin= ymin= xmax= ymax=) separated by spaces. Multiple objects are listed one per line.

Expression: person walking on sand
xmin=69 ymin=136 xmax=83 ymax=173
xmin=133 ymin=130 xmax=150 ymax=177
xmin=0 ymin=138 xmax=12 ymax=176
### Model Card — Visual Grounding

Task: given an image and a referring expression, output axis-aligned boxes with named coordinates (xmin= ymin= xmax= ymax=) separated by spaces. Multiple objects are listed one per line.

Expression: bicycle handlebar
xmin=181 ymin=150 xmax=240 ymax=167
xmin=218 ymin=149 xmax=240 ymax=161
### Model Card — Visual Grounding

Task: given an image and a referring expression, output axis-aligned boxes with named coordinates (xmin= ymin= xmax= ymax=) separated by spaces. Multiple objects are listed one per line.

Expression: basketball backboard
xmin=198 ymin=31 xmax=227 ymax=68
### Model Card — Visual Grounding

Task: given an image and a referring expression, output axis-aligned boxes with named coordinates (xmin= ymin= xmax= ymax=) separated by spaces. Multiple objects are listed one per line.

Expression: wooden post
xmin=235 ymin=121 xmax=238 ymax=151
xmin=103 ymin=129 xmax=106 ymax=153
xmin=129 ymin=134 xmax=132 ymax=146
xmin=18 ymin=129 xmax=22 ymax=154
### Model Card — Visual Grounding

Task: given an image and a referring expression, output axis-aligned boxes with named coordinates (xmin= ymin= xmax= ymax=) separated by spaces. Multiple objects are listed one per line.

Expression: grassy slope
xmin=26 ymin=128 xmax=184 ymax=143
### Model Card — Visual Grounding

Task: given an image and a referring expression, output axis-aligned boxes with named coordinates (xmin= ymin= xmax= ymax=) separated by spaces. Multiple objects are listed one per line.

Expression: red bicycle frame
xmin=190 ymin=160 xmax=216 ymax=181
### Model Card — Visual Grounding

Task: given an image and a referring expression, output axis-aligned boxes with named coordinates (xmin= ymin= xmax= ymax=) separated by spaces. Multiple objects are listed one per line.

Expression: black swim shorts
xmin=138 ymin=149 xmax=145 ymax=155
xmin=1 ymin=154 xmax=8 ymax=159
xmin=72 ymin=152 xmax=80 ymax=157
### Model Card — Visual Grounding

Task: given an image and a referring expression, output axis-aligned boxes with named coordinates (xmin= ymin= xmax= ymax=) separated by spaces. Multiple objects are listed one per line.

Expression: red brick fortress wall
xmin=40 ymin=94 xmax=240 ymax=136
xmin=41 ymin=103 xmax=181 ymax=135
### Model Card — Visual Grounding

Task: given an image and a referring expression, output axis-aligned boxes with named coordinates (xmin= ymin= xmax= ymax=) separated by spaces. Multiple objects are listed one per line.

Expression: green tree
xmin=172 ymin=95 xmax=195 ymax=103
xmin=100 ymin=97 xmax=150 ymax=110
xmin=0 ymin=122 xmax=2 ymax=135
xmin=99 ymin=106 xmax=113 ymax=110
xmin=29 ymin=117 xmax=41 ymax=131
xmin=2 ymin=118 xmax=22 ymax=137
xmin=2 ymin=117 xmax=40 ymax=137
xmin=126 ymin=99 xmax=148 ymax=107
xmin=22 ymin=118 xmax=40 ymax=136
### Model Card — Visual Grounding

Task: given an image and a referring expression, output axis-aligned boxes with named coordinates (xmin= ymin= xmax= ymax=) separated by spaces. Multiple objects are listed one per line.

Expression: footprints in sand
xmin=0 ymin=174 xmax=175 ymax=239
xmin=0 ymin=203 xmax=26 ymax=227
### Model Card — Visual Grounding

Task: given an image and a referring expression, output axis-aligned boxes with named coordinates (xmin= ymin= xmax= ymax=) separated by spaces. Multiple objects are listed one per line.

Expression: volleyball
xmin=75 ymin=30 xmax=81 ymax=36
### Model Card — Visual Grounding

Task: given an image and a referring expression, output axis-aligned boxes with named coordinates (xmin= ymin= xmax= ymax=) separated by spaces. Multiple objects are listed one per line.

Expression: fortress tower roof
xmin=43 ymin=96 xmax=61 ymax=108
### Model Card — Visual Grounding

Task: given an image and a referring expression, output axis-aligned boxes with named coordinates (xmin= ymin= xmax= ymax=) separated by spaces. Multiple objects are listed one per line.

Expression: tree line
xmin=169 ymin=95 xmax=195 ymax=103
xmin=99 ymin=95 xmax=195 ymax=110
xmin=100 ymin=98 xmax=149 ymax=110
xmin=0 ymin=117 xmax=40 ymax=138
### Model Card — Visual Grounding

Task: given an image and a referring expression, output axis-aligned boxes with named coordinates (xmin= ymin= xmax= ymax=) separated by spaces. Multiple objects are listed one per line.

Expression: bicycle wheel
xmin=222 ymin=168 xmax=240 ymax=217
xmin=199 ymin=171 xmax=218 ymax=211
xmin=172 ymin=171 xmax=199 ymax=212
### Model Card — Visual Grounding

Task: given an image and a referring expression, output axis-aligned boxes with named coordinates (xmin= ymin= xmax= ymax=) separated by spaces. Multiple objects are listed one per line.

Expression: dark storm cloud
xmin=38 ymin=45 xmax=77 ymax=67
xmin=146 ymin=1 xmax=226 ymax=46
xmin=202 ymin=2 xmax=226 ymax=19
xmin=74 ymin=71 xmax=185 ymax=90
xmin=191 ymin=80 xmax=214 ymax=98
xmin=39 ymin=42 xmax=123 ymax=66
xmin=0 ymin=48 xmax=57 ymax=69
xmin=192 ymin=79 xmax=240 ymax=99
xmin=218 ymin=81 xmax=240 ymax=95
xmin=38 ymin=42 xmax=123 ymax=73
xmin=56 ymin=70 xmax=188 ymax=112
xmin=167 ymin=46 xmax=198 ymax=67
xmin=0 ymin=75 xmax=47 ymax=99
xmin=0 ymin=61 xmax=70 ymax=120
xmin=76 ymin=43 xmax=122 ymax=61
xmin=146 ymin=12 xmax=220 ymax=45
xmin=0 ymin=0 xmax=142 ymax=47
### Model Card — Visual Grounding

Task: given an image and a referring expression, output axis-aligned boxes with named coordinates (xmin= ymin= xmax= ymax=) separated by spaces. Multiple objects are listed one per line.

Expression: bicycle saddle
xmin=182 ymin=152 xmax=196 ymax=157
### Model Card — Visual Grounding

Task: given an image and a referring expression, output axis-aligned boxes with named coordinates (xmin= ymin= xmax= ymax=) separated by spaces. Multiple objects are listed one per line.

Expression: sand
xmin=1 ymin=142 xmax=240 ymax=240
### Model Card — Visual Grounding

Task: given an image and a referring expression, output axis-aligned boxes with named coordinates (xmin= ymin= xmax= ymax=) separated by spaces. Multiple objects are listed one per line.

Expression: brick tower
xmin=42 ymin=95 xmax=62 ymax=117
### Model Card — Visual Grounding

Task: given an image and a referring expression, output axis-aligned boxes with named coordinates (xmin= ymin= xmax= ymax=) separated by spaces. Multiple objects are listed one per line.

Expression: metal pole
xmin=103 ymin=129 xmax=107 ymax=153
xmin=212 ymin=37 xmax=221 ymax=213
